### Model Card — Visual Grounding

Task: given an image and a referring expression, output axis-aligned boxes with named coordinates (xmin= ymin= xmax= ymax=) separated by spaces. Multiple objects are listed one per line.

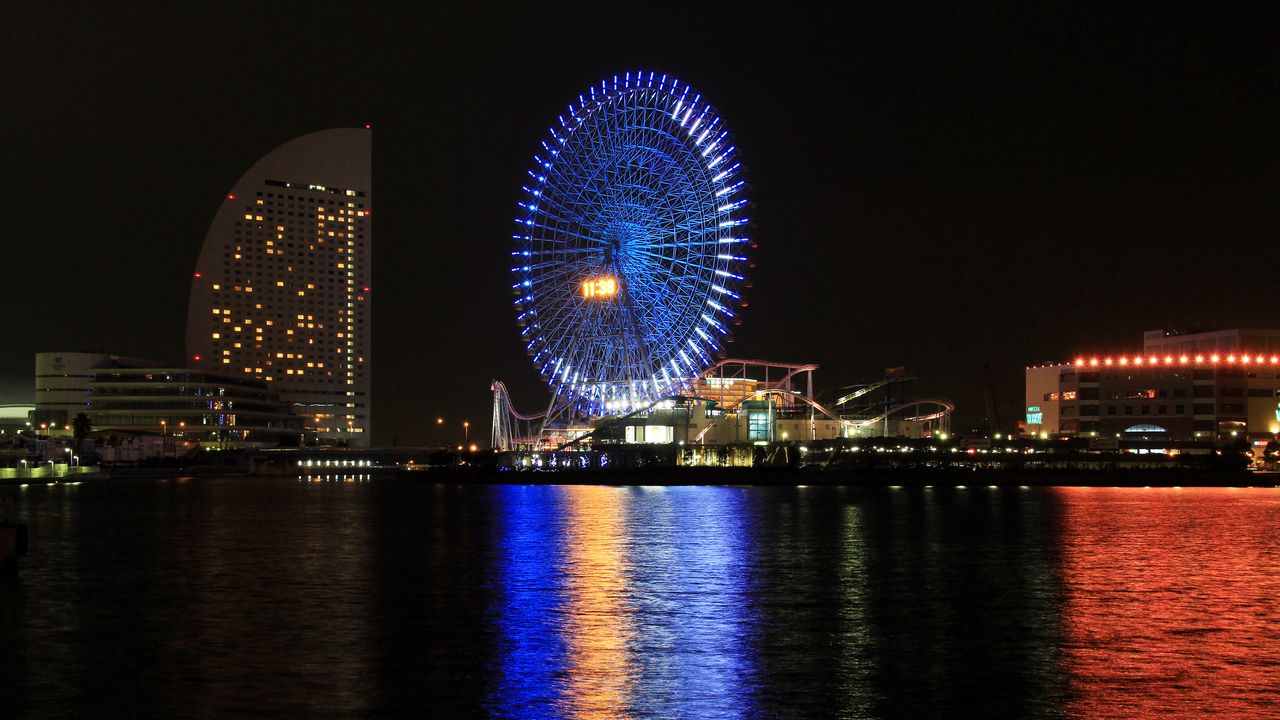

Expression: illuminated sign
xmin=581 ymin=276 xmax=618 ymax=299
xmin=1026 ymin=405 xmax=1043 ymax=425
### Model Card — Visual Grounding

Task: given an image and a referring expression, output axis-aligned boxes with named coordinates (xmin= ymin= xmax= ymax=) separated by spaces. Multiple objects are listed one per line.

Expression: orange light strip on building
xmin=1074 ymin=353 xmax=1280 ymax=368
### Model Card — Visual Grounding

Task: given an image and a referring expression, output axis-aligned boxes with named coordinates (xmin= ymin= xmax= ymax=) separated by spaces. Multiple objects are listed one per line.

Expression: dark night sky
xmin=3 ymin=3 xmax=1278 ymax=444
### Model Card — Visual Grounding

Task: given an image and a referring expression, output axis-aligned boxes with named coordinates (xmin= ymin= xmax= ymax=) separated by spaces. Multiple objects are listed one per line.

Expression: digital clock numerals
xmin=581 ymin=276 xmax=618 ymax=299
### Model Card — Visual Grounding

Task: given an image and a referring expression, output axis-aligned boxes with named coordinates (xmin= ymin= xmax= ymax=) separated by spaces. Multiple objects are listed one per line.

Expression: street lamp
xmin=463 ymin=421 xmax=470 ymax=446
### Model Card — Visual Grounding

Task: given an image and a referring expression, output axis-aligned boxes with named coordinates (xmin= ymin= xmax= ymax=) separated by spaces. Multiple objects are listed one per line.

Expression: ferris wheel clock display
xmin=512 ymin=71 xmax=751 ymax=419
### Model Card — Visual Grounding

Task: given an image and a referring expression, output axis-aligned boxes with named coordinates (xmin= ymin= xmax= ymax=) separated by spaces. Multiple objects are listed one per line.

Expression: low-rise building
xmin=34 ymin=352 xmax=304 ymax=447
xmin=1025 ymin=329 xmax=1280 ymax=442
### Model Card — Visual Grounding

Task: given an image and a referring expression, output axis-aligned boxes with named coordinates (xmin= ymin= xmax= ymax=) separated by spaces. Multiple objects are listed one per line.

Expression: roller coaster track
xmin=491 ymin=380 xmax=553 ymax=451
xmin=494 ymin=377 xmax=954 ymax=450
xmin=833 ymin=375 xmax=916 ymax=407
xmin=847 ymin=399 xmax=956 ymax=427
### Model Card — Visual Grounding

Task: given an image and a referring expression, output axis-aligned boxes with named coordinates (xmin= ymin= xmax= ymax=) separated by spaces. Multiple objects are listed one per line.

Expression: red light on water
xmin=1059 ymin=487 xmax=1280 ymax=719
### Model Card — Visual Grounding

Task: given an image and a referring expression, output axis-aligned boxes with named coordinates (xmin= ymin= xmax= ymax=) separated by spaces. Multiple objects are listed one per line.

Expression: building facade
xmin=1025 ymin=329 xmax=1280 ymax=442
xmin=33 ymin=352 xmax=302 ymax=446
xmin=186 ymin=128 xmax=372 ymax=446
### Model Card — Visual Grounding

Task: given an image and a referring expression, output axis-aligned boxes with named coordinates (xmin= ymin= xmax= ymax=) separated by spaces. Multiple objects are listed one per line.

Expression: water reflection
xmin=561 ymin=487 xmax=636 ymax=718
xmin=623 ymin=487 xmax=756 ymax=719
xmin=7 ymin=479 xmax=1280 ymax=718
xmin=492 ymin=486 xmax=757 ymax=719
xmin=492 ymin=486 xmax=570 ymax=717
xmin=1056 ymin=487 xmax=1280 ymax=719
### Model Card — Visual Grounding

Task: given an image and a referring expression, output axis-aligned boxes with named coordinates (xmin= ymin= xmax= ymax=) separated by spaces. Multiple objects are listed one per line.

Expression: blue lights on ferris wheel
xmin=511 ymin=71 xmax=752 ymax=416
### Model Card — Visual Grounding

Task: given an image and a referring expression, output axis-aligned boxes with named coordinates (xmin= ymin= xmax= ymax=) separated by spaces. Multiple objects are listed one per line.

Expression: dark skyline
xmin=4 ymin=4 xmax=1278 ymax=444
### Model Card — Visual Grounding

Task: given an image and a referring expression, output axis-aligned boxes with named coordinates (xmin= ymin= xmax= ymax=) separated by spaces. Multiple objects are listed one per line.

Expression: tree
xmin=72 ymin=413 xmax=92 ymax=441
xmin=72 ymin=413 xmax=92 ymax=459
xmin=72 ymin=412 xmax=92 ymax=440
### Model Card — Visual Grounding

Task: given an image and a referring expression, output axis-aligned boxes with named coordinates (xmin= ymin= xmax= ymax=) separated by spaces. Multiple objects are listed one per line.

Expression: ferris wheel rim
xmin=511 ymin=71 xmax=751 ymax=416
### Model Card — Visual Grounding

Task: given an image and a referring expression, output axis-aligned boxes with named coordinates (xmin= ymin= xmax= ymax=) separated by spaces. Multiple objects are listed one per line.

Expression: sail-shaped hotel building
xmin=186 ymin=128 xmax=372 ymax=446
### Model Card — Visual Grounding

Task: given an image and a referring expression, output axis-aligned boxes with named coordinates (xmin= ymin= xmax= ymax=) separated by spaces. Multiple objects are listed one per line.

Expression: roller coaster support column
xmin=808 ymin=369 xmax=816 ymax=440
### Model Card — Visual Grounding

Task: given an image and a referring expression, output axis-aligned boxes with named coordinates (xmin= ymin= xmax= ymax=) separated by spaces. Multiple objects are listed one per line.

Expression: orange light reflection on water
xmin=560 ymin=486 xmax=637 ymax=719
xmin=1056 ymin=486 xmax=1280 ymax=718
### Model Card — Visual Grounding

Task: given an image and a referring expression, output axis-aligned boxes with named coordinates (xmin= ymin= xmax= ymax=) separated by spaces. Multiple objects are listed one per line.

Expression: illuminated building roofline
xmin=1071 ymin=353 xmax=1280 ymax=368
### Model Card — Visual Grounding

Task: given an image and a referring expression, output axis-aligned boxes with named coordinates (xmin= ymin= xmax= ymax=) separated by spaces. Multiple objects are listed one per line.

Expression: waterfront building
xmin=595 ymin=362 xmax=949 ymax=447
xmin=186 ymin=128 xmax=372 ymax=446
xmin=494 ymin=360 xmax=954 ymax=451
xmin=33 ymin=352 xmax=303 ymax=446
xmin=1024 ymin=329 xmax=1280 ymax=442
xmin=0 ymin=404 xmax=34 ymax=437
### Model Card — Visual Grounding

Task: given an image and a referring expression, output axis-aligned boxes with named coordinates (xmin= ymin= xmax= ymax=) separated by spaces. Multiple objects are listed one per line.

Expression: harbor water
xmin=3 ymin=477 xmax=1279 ymax=718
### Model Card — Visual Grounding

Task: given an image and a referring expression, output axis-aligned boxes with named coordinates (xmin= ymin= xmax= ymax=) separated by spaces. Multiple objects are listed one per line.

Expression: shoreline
xmin=390 ymin=466 xmax=1279 ymax=488
xmin=5 ymin=465 xmax=1276 ymax=489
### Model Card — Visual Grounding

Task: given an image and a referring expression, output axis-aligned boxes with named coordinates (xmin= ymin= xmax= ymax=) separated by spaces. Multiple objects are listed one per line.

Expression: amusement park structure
xmin=491 ymin=360 xmax=954 ymax=452
xmin=491 ymin=71 xmax=953 ymax=453
xmin=507 ymin=72 xmax=751 ymax=432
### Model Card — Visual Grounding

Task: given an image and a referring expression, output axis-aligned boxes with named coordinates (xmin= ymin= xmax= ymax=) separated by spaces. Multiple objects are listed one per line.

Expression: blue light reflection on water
xmin=490 ymin=485 xmax=570 ymax=718
xmin=488 ymin=485 xmax=758 ymax=719
xmin=623 ymin=486 xmax=757 ymax=719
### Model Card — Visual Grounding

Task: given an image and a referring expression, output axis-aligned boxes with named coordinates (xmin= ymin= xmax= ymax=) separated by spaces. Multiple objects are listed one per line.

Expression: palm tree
xmin=72 ymin=413 xmax=92 ymax=460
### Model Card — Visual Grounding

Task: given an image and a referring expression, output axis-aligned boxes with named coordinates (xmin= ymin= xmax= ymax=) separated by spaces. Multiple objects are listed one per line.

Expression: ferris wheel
xmin=512 ymin=71 xmax=752 ymax=419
